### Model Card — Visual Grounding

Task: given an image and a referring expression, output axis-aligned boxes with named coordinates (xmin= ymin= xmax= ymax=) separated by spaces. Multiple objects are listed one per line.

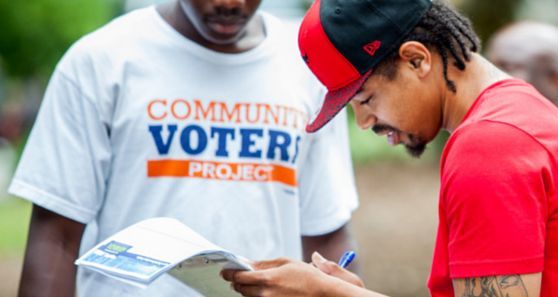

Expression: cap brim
xmin=306 ymin=71 xmax=372 ymax=133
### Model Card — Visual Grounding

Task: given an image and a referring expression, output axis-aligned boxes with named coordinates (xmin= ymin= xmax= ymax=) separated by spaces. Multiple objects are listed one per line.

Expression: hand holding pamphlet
xmin=75 ymin=217 xmax=252 ymax=296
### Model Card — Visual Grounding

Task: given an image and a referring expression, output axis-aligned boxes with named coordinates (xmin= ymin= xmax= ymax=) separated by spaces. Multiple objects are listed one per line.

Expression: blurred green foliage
xmin=0 ymin=199 xmax=30 ymax=257
xmin=0 ymin=0 xmax=122 ymax=78
xmin=458 ymin=0 xmax=525 ymax=45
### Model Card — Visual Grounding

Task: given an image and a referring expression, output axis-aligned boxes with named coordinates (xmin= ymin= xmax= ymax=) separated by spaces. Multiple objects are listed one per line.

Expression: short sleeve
xmin=8 ymin=65 xmax=111 ymax=224
xmin=298 ymin=108 xmax=359 ymax=236
xmin=442 ymin=121 xmax=549 ymax=278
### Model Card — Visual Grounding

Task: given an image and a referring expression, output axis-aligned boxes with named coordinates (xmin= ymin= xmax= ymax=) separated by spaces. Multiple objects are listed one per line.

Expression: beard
xmin=405 ymin=142 xmax=427 ymax=158
xmin=373 ymin=124 xmax=428 ymax=158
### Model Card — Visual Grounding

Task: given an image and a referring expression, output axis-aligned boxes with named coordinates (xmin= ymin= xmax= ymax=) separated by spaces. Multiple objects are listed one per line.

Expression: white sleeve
xmin=298 ymin=108 xmax=359 ymax=236
xmin=8 ymin=65 xmax=111 ymax=224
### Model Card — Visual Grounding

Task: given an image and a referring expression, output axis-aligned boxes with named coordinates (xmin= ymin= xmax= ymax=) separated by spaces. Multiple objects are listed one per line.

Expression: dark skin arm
xmin=302 ymin=224 xmax=359 ymax=274
xmin=18 ymin=204 xmax=85 ymax=297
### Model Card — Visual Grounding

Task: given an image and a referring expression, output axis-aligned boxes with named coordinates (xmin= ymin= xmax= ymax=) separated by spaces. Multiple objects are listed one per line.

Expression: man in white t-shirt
xmin=10 ymin=0 xmax=359 ymax=296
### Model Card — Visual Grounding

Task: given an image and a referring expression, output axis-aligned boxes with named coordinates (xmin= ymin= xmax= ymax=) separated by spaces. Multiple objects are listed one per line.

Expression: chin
xmin=204 ymin=33 xmax=242 ymax=45
xmin=404 ymin=133 xmax=428 ymax=158
xmin=405 ymin=143 xmax=427 ymax=158
xmin=200 ymin=24 xmax=247 ymax=45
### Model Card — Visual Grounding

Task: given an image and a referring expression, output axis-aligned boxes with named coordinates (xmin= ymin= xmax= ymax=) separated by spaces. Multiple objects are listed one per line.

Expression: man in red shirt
xmin=223 ymin=0 xmax=558 ymax=296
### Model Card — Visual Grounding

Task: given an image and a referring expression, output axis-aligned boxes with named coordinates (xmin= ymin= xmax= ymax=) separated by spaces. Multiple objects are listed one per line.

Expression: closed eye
xmin=359 ymin=96 xmax=374 ymax=105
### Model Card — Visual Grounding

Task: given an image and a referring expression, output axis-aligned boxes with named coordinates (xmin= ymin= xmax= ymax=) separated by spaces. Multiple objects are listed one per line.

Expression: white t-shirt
xmin=9 ymin=7 xmax=358 ymax=297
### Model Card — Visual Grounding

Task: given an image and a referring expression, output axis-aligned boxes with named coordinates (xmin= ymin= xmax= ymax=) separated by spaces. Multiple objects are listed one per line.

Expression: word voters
xmin=146 ymin=98 xmax=309 ymax=187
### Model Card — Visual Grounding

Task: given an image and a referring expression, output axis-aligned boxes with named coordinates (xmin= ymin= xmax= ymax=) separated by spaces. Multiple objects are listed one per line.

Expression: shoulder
xmin=261 ymin=13 xmax=327 ymax=109
xmin=441 ymin=121 xmax=551 ymax=219
xmin=447 ymin=120 xmax=540 ymax=151
xmin=465 ymin=80 xmax=558 ymax=129
xmin=56 ymin=7 xmax=156 ymax=75
xmin=444 ymin=121 xmax=546 ymax=168
xmin=441 ymin=121 xmax=550 ymax=191
xmin=261 ymin=13 xmax=305 ymax=68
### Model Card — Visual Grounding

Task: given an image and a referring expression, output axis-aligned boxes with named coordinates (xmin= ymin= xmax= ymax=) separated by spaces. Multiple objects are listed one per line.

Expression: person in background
xmin=487 ymin=21 xmax=558 ymax=105
xmin=10 ymin=0 xmax=359 ymax=296
xmin=223 ymin=0 xmax=558 ymax=296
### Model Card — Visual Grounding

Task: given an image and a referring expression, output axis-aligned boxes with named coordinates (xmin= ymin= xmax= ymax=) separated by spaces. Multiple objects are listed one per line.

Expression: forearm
xmin=319 ymin=274 xmax=389 ymax=297
xmin=19 ymin=205 xmax=85 ymax=297
xmin=19 ymin=236 xmax=81 ymax=296
xmin=452 ymin=273 xmax=541 ymax=297
xmin=223 ymin=258 xmax=388 ymax=297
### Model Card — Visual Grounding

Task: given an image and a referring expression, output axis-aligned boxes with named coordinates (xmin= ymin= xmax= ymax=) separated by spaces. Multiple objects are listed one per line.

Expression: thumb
xmin=311 ymin=252 xmax=341 ymax=276
xmin=311 ymin=252 xmax=365 ymax=288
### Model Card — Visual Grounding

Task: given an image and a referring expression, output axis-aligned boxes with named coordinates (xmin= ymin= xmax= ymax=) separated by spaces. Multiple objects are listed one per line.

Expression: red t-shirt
xmin=428 ymin=79 xmax=558 ymax=297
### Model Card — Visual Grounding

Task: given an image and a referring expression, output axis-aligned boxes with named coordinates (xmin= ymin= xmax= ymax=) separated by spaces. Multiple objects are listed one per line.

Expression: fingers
xmin=221 ymin=269 xmax=237 ymax=282
xmin=311 ymin=252 xmax=365 ymax=288
xmin=222 ymin=257 xmax=293 ymax=285
xmin=252 ymin=258 xmax=292 ymax=270
xmin=222 ymin=269 xmax=274 ymax=296
xmin=231 ymin=283 xmax=264 ymax=297
xmin=311 ymin=252 xmax=339 ymax=275
xmin=222 ymin=269 xmax=271 ymax=286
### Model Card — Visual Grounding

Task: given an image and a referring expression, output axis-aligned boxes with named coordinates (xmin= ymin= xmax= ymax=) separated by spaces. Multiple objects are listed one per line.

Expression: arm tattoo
xmin=461 ymin=275 xmax=529 ymax=297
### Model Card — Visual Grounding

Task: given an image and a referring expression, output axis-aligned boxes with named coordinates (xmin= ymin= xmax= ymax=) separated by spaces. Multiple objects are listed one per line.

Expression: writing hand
xmin=312 ymin=252 xmax=365 ymax=288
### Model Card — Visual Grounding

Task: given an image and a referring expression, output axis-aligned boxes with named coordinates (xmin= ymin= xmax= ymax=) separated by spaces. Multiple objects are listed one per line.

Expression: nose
xmin=350 ymin=101 xmax=377 ymax=130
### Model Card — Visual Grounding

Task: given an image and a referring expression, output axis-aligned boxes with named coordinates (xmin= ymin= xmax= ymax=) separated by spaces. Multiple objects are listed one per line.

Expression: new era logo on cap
xmin=363 ymin=41 xmax=382 ymax=57
xmin=298 ymin=0 xmax=433 ymax=133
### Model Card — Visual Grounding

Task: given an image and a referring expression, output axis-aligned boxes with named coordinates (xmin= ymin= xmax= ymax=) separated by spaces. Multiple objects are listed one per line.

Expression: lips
xmin=387 ymin=131 xmax=400 ymax=146
xmin=372 ymin=125 xmax=403 ymax=146
xmin=206 ymin=17 xmax=247 ymax=35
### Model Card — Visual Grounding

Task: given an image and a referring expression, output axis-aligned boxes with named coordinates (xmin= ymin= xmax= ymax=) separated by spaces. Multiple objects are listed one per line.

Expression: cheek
xmin=379 ymin=88 xmax=419 ymax=124
xmin=389 ymin=90 xmax=440 ymax=137
xmin=350 ymin=104 xmax=375 ymax=129
xmin=413 ymin=103 xmax=442 ymax=141
xmin=181 ymin=2 xmax=205 ymax=24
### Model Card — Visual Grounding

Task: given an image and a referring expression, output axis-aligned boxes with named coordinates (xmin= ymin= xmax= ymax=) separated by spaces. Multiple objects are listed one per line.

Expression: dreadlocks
xmin=373 ymin=0 xmax=481 ymax=92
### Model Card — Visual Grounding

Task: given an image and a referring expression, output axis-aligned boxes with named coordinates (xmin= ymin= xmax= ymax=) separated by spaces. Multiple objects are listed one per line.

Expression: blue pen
xmin=338 ymin=250 xmax=356 ymax=268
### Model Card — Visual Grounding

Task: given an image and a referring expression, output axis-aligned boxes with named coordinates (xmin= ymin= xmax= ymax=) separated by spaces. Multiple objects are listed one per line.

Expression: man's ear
xmin=399 ymin=41 xmax=432 ymax=78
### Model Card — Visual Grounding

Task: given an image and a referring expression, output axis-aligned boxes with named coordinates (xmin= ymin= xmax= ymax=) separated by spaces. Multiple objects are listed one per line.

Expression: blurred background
xmin=0 ymin=0 xmax=556 ymax=296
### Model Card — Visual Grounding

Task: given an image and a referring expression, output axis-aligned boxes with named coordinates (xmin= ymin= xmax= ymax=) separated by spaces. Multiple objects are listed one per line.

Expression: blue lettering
xmin=239 ymin=129 xmax=263 ymax=158
xmin=292 ymin=135 xmax=302 ymax=164
xmin=148 ymin=125 xmax=178 ymax=155
xmin=267 ymin=130 xmax=292 ymax=162
xmin=180 ymin=125 xmax=208 ymax=155
xmin=211 ymin=127 xmax=235 ymax=157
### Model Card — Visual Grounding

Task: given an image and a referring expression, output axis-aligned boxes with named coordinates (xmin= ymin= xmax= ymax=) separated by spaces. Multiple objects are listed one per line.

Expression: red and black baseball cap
xmin=299 ymin=0 xmax=432 ymax=133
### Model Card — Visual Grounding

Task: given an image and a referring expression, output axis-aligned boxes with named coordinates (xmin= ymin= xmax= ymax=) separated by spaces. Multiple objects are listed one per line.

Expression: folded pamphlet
xmin=75 ymin=217 xmax=252 ymax=296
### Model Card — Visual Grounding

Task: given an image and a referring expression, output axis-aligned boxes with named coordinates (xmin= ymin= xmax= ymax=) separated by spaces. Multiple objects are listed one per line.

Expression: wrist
xmin=314 ymin=273 xmax=351 ymax=297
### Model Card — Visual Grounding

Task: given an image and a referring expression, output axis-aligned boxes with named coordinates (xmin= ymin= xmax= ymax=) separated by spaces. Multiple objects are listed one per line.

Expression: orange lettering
xmin=194 ymin=100 xmax=218 ymax=121
xmin=171 ymin=99 xmax=192 ymax=120
xmin=220 ymin=102 xmax=243 ymax=123
xmin=148 ymin=99 xmax=168 ymax=121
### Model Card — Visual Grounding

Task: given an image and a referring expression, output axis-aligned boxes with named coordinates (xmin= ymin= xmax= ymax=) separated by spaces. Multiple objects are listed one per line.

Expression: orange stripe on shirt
xmin=147 ymin=159 xmax=297 ymax=187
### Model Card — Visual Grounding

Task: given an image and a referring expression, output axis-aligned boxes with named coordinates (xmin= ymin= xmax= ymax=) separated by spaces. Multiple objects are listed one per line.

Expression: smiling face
xmin=179 ymin=0 xmax=262 ymax=45
xmin=349 ymin=42 xmax=444 ymax=158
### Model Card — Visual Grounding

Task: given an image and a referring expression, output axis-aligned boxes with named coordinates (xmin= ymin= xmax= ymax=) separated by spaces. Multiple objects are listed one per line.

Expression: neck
xmin=441 ymin=53 xmax=511 ymax=133
xmin=156 ymin=1 xmax=265 ymax=53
